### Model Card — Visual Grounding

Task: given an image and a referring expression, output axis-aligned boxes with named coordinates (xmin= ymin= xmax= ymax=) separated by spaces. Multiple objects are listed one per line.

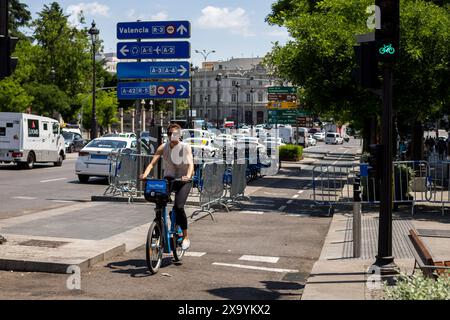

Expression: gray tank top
xmin=163 ymin=142 xmax=191 ymax=179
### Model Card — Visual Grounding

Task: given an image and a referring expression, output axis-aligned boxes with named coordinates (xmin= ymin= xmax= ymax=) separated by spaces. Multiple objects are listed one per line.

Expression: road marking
xmin=40 ymin=178 xmax=67 ymax=183
xmin=51 ymin=200 xmax=76 ymax=203
xmin=239 ymin=255 xmax=279 ymax=264
xmin=184 ymin=252 xmax=206 ymax=257
xmin=278 ymin=206 xmax=286 ymax=211
xmin=293 ymin=195 xmax=299 ymax=199
xmin=241 ymin=211 xmax=264 ymax=215
xmin=286 ymin=200 xmax=293 ymax=204
xmin=298 ymin=190 xmax=304 ymax=194
xmin=212 ymin=262 xmax=298 ymax=273
xmin=12 ymin=196 xmax=37 ymax=200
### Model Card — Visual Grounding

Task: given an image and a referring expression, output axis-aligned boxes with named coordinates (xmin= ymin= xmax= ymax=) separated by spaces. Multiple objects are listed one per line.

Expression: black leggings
xmin=167 ymin=179 xmax=192 ymax=231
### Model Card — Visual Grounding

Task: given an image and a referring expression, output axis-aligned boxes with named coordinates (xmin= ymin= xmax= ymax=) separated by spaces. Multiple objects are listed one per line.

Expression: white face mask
xmin=170 ymin=130 xmax=181 ymax=142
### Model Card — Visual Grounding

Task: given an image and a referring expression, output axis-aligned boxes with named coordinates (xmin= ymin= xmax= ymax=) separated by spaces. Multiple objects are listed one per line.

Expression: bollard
xmin=353 ymin=177 xmax=362 ymax=258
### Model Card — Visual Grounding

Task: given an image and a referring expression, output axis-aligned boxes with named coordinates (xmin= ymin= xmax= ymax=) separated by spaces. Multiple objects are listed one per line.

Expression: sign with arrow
xmin=117 ymin=41 xmax=190 ymax=59
xmin=117 ymin=21 xmax=190 ymax=39
xmin=118 ymin=81 xmax=190 ymax=100
xmin=117 ymin=61 xmax=190 ymax=80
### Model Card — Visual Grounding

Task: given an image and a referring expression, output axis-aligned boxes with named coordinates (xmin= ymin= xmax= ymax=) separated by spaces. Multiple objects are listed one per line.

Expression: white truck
xmin=0 ymin=113 xmax=66 ymax=169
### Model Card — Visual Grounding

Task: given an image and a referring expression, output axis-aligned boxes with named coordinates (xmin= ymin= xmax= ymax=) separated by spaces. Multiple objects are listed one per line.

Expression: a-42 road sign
xmin=117 ymin=41 xmax=190 ymax=59
xmin=117 ymin=21 xmax=190 ymax=39
xmin=118 ymin=81 xmax=190 ymax=100
xmin=117 ymin=61 xmax=190 ymax=80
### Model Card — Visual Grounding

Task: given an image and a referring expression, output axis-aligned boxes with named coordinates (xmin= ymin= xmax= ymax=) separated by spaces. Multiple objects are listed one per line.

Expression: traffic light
xmin=0 ymin=35 xmax=18 ymax=79
xmin=353 ymin=41 xmax=379 ymax=89
xmin=375 ymin=0 xmax=400 ymax=62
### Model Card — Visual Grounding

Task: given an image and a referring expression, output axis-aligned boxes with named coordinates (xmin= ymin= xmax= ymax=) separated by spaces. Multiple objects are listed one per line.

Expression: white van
xmin=325 ymin=132 xmax=344 ymax=145
xmin=0 ymin=113 xmax=66 ymax=169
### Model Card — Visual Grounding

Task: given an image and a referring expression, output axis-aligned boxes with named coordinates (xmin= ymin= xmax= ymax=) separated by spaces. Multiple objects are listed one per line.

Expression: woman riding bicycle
xmin=140 ymin=123 xmax=194 ymax=251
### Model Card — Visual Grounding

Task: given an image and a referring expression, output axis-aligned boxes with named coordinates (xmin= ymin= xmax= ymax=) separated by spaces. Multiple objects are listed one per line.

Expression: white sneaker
xmin=181 ymin=239 xmax=191 ymax=251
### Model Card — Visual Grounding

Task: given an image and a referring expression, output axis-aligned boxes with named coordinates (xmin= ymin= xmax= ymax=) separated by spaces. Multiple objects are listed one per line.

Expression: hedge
xmin=279 ymin=145 xmax=303 ymax=161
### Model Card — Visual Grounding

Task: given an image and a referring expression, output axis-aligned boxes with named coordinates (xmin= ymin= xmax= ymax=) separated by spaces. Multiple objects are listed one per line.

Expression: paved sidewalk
xmin=302 ymin=208 xmax=450 ymax=300
xmin=0 ymin=202 xmax=204 ymax=273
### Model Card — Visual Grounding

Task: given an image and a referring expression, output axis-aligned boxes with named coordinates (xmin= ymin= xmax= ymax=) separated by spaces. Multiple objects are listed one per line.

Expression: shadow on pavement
xmin=106 ymin=257 xmax=182 ymax=278
xmin=207 ymin=281 xmax=304 ymax=300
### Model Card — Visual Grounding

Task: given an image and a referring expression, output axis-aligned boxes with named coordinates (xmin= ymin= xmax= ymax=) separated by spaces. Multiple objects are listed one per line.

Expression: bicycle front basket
xmin=144 ymin=179 xmax=170 ymax=203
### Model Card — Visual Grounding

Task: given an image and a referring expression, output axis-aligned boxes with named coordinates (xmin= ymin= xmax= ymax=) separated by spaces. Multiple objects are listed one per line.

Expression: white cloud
xmin=197 ymin=6 xmax=254 ymax=37
xmin=126 ymin=9 xmax=169 ymax=22
xmin=67 ymin=2 xmax=110 ymax=27
xmin=151 ymin=12 xmax=169 ymax=21
xmin=267 ymin=29 xmax=290 ymax=39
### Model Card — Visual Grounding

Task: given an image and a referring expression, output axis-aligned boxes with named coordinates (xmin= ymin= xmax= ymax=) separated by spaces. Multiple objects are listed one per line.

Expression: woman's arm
xmin=140 ymin=144 xmax=164 ymax=179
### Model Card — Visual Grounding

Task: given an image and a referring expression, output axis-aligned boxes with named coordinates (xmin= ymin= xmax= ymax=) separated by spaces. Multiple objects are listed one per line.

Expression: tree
xmin=9 ymin=0 xmax=32 ymax=38
xmin=265 ymin=0 xmax=450 ymax=156
xmin=24 ymin=83 xmax=71 ymax=118
xmin=78 ymin=90 xmax=119 ymax=134
xmin=0 ymin=78 xmax=33 ymax=112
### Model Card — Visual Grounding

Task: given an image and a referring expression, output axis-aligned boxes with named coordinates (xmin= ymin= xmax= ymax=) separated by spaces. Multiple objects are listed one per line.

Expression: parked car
xmin=325 ymin=132 xmax=344 ymax=145
xmin=313 ymin=132 xmax=326 ymax=141
xmin=307 ymin=136 xmax=317 ymax=146
xmin=75 ymin=137 xmax=136 ymax=183
xmin=183 ymin=138 xmax=218 ymax=160
xmin=62 ymin=131 xmax=86 ymax=153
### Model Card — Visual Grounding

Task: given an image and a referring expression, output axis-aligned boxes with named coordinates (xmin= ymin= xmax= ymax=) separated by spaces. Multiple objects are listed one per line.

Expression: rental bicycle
xmin=143 ymin=178 xmax=191 ymax=274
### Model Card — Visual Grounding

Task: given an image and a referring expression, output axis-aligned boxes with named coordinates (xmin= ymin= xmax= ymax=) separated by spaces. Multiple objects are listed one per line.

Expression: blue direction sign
xmin=117 ymin=61 xmax=190 ymax=80
xmin=117 ymin=41 xmax=190 ymax=60
xmin=117 ymin=21 xmax=191 ymax=40
xmin=118 ymin=81 xmax=190 ymax=100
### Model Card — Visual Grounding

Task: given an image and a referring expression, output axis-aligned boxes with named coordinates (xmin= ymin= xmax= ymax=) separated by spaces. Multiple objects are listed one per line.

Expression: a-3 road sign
xmin=117 ymin=61 xmax=190 ymax=80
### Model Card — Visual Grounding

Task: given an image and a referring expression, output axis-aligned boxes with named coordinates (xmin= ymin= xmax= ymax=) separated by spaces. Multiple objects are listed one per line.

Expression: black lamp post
xmin=215 ymin=73 xmax=222 ymax=129
xmin=235 ymin=82 xmax=240 ymax=129
xmin=88 ymin=21 xmax=99 ymax=139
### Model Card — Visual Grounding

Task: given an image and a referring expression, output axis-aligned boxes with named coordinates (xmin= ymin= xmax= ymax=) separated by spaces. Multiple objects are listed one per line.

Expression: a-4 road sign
xmin=117 ymin=61 xmax=190 ymax=80
xmin=118 ymin=81 xmax=190 ymax=100
xmin=117 ymin=21 xmax=190 ymax=39
xmin=117 ymin=41 xmax=190 ymax=59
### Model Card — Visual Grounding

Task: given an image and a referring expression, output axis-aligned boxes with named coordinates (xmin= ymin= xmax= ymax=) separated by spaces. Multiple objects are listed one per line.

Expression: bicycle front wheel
xmin=171 ymin=227 xmax=185 ymax=262
xmin=146 ymin=221 xmax=163 ymax=274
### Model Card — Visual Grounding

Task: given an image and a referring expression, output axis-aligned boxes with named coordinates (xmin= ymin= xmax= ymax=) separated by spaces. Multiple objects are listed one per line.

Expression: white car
xmin=307 ymin=136 xmax=317 ymax=146
xmin=181 ymin=129 xmax=212 ymax=140
xmin=262 ymin=137 xmax=285 ymax=147
xmin=183 ymin=138 xmax=218 ymax=160
xmin=325 ymin=132 xmax=344 ymax=145
xmin=313 ymin=132 xmax=325 ymax=141
xmin=75 ymin=137 xmax=136 ymax=183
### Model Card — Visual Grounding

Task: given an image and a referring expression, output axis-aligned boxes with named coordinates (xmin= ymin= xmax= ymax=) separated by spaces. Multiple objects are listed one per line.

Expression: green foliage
xmin=279 ymin=144 xmax=304 ymax=161
xmin=0 ymin=78 xmax=33 ymax=113
xmin=384 ymin=271 xmax=450 ymax=300
xmin=78 ymin=90 xmax=119 ymax=131
xmin=9 ymin=0 xmax=32 ymax=38
xmin=23 ymin=84 xmax=71 ymax=118
xmin=264 ymin=0 xmax=450 ymax=131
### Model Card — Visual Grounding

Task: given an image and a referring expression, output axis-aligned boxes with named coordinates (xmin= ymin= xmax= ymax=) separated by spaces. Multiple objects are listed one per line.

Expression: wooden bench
xmin=405 ymin=229 xmax=450 ymax=278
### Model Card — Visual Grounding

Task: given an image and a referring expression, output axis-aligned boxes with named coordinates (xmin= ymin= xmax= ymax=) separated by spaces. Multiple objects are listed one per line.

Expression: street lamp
xmin=250 ymin=87 xmax=255 ymax=132
xmin=50 ymin=67 xmax=56 ymax=83
xmin=88 ymin=21 xmax=99 ymax=140
xmin=234 ymin=82 xmax=241 ymax=129
xmin=194 ymin=49 xmax=216 ymax=122
xmin=215 ymin=73 xmax=222 ymax=129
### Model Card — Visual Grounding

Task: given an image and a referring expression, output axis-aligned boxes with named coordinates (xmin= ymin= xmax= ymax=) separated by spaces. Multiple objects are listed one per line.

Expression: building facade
xmin=191 ymin=58 xmax=280 ymax=126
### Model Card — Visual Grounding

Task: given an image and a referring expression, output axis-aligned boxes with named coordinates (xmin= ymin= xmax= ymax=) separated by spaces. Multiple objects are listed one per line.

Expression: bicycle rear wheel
xmin=171 ymin=226 xmax=185 ymax=262
xmin=146 ymin=221 xmax=163 ymax=274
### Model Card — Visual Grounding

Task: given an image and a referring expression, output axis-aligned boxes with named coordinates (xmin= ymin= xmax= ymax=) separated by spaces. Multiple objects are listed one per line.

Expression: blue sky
xmin=22 ymin=1 xmax=291 ymax=67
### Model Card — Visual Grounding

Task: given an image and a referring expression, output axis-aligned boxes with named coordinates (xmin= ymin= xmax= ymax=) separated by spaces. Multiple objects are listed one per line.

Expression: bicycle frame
xmin=156 ymin=204 xmax=182 ymax=254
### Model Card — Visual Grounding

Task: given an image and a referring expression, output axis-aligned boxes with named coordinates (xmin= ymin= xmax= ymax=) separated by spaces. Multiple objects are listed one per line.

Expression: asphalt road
xmin=0 ymin=141 xmax=362 ymax=300
xmin=0 ymin=153 xmax=108 ymax=220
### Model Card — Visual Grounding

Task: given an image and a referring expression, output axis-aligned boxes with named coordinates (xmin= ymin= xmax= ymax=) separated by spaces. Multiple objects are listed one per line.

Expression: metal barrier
xmin=104 ymin=152 xmax=154 ymax=202
xmin=191 ymin=161 xmax=228 ymax=221
xmin=426 ymin=160 xmax=450 ymax=215
xmin=312 ymin=160 xmax=433 ymax=215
